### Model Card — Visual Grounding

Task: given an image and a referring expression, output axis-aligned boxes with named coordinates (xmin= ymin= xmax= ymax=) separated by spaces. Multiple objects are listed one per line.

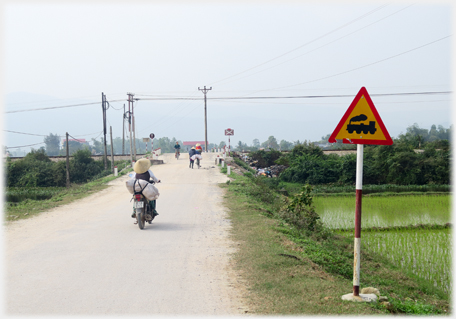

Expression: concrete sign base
xmin=341 ymin=293 xmax=378 ymax=303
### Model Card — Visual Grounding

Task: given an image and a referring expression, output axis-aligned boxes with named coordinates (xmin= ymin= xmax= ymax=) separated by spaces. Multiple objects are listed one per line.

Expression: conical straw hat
xmin=134 ymin=158 xmax=151 ymax=174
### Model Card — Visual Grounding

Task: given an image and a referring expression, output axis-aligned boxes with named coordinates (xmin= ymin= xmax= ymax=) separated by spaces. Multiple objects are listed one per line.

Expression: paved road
xmin=5 ymin=152 xmax=245 ymax=315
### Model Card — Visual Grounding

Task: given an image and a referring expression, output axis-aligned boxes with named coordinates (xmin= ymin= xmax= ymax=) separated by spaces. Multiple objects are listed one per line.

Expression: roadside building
xmin=182 ymin=141 xmax=207 ymax=152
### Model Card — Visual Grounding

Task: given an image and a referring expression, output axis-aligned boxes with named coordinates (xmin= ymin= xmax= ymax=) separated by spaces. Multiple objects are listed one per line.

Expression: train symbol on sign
xmin=329 ymin=87 xmax=392 ymax=145
xmin=346 ymin=114 xmax=377 ymax=135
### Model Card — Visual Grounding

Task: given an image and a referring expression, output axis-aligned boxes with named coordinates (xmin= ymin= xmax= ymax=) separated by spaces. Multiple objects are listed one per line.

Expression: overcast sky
xmin=2 ymin=1 xmax=454 ymax=152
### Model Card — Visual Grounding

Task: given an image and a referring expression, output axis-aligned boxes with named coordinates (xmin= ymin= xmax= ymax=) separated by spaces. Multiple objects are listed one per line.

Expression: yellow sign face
xmin=334 ymin=95 xmax=386 ymax=141
xmin=329 ymin=87 xmax=392 ymax=145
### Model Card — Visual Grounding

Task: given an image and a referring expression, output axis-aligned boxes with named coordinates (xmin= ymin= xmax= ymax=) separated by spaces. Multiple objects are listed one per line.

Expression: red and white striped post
xmin=149 ymin=133 xmax=154 ymax=157
xmin=229 ymin=136 xmax=231 ymax=156
xmin=328 ymin=88 xmax=393 ymax=301
xmin=353 ymin=143 xmax=364 ymax=296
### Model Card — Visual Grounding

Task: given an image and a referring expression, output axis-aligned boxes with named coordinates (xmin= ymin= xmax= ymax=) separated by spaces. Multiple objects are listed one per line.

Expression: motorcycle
xmin=191 ymin=154 xmax=202 ymax=169
xmin=132 ymin=180 xmax=160 ymax=230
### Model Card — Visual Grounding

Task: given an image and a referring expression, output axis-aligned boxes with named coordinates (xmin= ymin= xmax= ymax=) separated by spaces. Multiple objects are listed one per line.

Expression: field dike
xmin=219 ymin=167 xmax=450 ymax=315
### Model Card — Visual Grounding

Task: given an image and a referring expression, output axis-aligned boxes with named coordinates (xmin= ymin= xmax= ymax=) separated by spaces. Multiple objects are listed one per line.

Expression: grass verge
xmin=220 ymin=173 xmax=450 ymax=315
xmin=4 ymin=167 xmax=132 ymax=223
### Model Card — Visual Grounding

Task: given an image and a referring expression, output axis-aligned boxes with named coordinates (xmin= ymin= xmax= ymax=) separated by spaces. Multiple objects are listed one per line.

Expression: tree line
xmin=275 ymin=140 xmax=449 ymax=185
xmin=5 ymin=123 xmax=450 ymax=187
xmin=234 ymin=123 xmax=452 ymax=152
xmin=35 ymin=135 xmax=188 ymax=156
xmin=28 ymin=134 xmax=225 ymax=157
xmin=246 ymin=126 xmax=450 ymax=186
xmin=8 ymin=123 xmax=452 ymax=167
xmin=5 ymin=149 xmax=119 ymax=187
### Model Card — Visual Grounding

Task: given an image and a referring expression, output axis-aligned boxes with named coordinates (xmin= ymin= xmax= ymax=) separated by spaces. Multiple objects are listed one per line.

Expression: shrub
xmin=279 ymin=141 xmax=450 ymax=186
xmin=6 ymin=150 xmax=55 ymax=187
xmin=69 ymin=149 xmax=104 ymax=183
xmin=23 ymin=149 xmax=51 ymax=163
xmin=249 ymin=149 xmax=282 ymax=167
xmin=52 ymin=161 xmax=67 ymax=187
xmin=279 ymin=184 xmax=328 ymax=239
xmin=279 ymin=154 xmax=340 ymax=184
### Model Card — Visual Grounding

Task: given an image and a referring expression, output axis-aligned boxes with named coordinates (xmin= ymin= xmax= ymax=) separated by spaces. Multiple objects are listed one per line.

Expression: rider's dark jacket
xmin=189 ymin=149 xmax=197 ymax=158
xmin=135 ymin=171 xmax=151 ymax=182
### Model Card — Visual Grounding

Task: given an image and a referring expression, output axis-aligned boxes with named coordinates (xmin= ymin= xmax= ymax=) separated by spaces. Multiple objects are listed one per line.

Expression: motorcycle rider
xmin=130 ymin=158 xmax=160 ymax=219
xmin=174 ymin=141 xmax=181 ymax=158
xmin=189 ymin=146 xmax=196 ymax=168
xmin=194 ymin=143 xmax=203 ymax=168
xmin=195 ymin=143 xmax=202 ymax=154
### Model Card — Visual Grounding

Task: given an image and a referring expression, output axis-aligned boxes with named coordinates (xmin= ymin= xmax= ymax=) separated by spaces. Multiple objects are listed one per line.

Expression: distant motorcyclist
xmin=174 ymin=142 xmax=181 ymax=158
xmin=130 ymin=158 xmax=160 ymax=218
xmin=189 ymin=146 xmax=196 ymax=168
xmin=192 ymin=144 xmax=203 ymax=168
xmin=195 ymin=143 xmax=202 ymax=154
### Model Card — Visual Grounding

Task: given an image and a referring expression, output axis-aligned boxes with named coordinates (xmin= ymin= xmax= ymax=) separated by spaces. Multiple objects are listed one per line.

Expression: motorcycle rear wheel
xmin=136 ymin=209 xmax=145 ymax=230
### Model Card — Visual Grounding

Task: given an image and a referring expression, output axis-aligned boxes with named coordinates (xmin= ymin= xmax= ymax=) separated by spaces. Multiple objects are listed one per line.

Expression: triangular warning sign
xmin=328 ymin=87 xmax=393 ymax=145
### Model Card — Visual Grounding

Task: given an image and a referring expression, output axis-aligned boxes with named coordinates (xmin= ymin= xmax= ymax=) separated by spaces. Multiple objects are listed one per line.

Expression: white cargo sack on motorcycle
xmin=191 ymin=154 xmax=202 ymax=161
xmin=126 ymin=179 xmax=160 ymax=201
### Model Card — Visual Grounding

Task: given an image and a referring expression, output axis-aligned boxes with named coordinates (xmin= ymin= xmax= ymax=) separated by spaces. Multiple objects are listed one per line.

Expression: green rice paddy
xmin=314 ymin=195 xmax=450 ymax=229
xmin=362 ymin=228 xmax=451 ymax=294
xmin=314 ymin=194 xmax=452 ymax=296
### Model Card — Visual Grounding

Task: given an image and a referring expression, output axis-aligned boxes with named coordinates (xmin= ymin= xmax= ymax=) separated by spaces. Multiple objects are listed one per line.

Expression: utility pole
xmin=101 ymin=92 xmax=108 ymax=169
xmin=132 ymin=111 xmax=137 ymax=159
xmin=66 ymin=132 xmax=70 ymax=188
xmin=122 ymin=104 xmax=125 ymax=155
xmin=198 ymin=86 xmax=212 ymax=152
xmin=110 ymin=126 xmax=114 ymax=173
xmin=127 ymin=93 xmax=135 ymax=163
xmin=127 ymin=93 xmax=137 ymax=160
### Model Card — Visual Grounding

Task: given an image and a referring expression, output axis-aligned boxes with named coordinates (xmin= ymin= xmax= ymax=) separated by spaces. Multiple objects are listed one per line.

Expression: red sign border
xmin=225 ymin=128 xmax=234 ymax=136
xmin=328 ymin=87 xmax=393 ymax=145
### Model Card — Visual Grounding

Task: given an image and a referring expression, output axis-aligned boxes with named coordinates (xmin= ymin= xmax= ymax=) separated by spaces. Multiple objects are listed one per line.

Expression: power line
xmin=3 ymin=130 xmax=102 ymax=138
xmin=72 ymin=131 xmax=104 ymax=138
xmin=208 ymin=4 xmax=390 ymax=86
xmin=211 ymin=98 xmax=451 ymax=106
xmin=251 ymin=35 xmax=452 ymax=94
xmin=136 ymin=93 xmax=200 ymax=134
xmin=106 ymin=99 xmax=124 ymax=111
xmin=132 ymin=91 xmax=452 ymax=101
xmin=5 ymin=99 xmax=125 ymax=114
xmin=135 ymin=97 xmax=202 ymax=101
xmin=212 ymin=91 xmax=452 ymax=100
xmin=5 ymin=94 xmax=103 ymax=106
xmin=67 ymin=133 xmax=83 ymax=141
xmin=6 ymin=142 xmax=46 ymax=149
xmin=213 ymin=5 xmax=414 ymax=88
xmin=151 ymin=103 xmax=202 ymax=135
xmin=3 ymin=130 xmax=51 ymax=137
